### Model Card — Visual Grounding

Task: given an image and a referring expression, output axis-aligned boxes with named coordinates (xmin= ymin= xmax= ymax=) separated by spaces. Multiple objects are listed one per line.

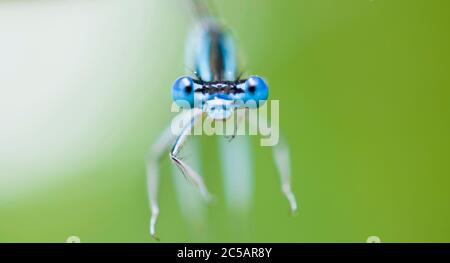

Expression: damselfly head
xmin=172 ymin=75 xmax=269 ymax=113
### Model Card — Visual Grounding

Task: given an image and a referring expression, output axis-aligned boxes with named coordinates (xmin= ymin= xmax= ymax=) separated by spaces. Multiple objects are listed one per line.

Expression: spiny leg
xmin=225 ymin=108 xmax=246 ymax=142
xmin=170 ymin=116 xmax=212 ymax=202
xmin=146 ymin=126 xmax=173 ymax=240
xmin=248 ymin=111 xmax=298 ymax=214
xmin=272 ymin=137 xmax=298 ymax=214
xmin=146 ymin=109 xmax=203 ymax=239
xmin=224 ymin=117 xmax=238 ymax=142
xmin=171 ymin=136 xmax=208 ymax=239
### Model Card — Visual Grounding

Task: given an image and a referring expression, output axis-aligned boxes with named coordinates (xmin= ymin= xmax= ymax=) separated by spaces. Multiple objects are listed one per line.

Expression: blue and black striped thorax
xmin=193 ymin=22 xmax=237 ymax=82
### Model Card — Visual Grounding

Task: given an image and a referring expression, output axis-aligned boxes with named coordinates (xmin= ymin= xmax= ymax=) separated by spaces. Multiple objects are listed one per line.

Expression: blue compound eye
xmin=172 ymin=76 xmax=194 ymax=108
xmin=243 ymin=76 xmax=268 ymax=108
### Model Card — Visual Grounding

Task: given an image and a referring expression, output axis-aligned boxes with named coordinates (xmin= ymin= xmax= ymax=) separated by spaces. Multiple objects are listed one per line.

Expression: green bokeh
xmin=1 ymin=0 xmax=449 ymax=242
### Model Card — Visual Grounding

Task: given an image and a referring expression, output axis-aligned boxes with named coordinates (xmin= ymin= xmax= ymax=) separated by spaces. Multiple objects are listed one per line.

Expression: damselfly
xmin=146 ymin=0 xmax=297 ymax=239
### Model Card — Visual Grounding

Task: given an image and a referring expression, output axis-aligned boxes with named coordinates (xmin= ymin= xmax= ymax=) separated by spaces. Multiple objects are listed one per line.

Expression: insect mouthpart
xmin=204 ymin=98 xmax=235 ymax=120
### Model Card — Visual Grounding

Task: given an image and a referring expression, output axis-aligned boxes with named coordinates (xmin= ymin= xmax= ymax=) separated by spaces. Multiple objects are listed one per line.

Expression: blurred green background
xmin=0 ymin=0 xmax=449 ymax=242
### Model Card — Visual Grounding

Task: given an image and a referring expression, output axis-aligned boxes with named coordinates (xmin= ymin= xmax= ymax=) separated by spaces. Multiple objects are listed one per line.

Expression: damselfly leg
xmin=248 ymin=114 xmax=298 ymax=214
xmin=273 ymin=138 xmax=298 ymax=214
xmin=146 ymin=109 xmax=211 ymax=239
xmin=169 ymin=114 xmax=212 ymax=203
